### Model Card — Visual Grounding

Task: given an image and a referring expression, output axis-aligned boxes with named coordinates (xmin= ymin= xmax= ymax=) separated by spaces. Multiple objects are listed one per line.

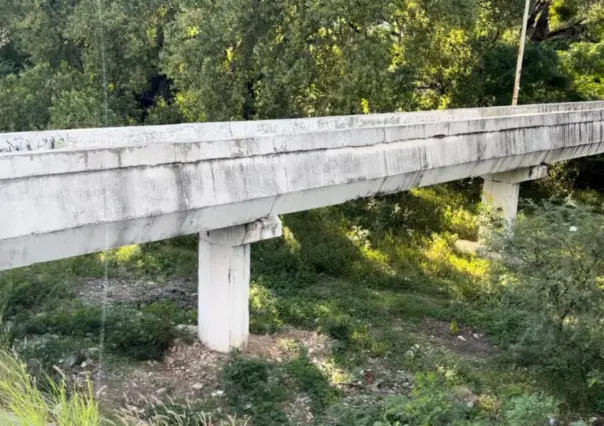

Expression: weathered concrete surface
xmin=2 ymin=101 xmax=604 ymax=154
xmin=482 ymin=165 xmax=548 ymax=185
xmin=198 ymin=217 xmax=282 ymax=352
xmin=2 ymin=103 xmax=604 ymax=270
xmin=482 ymin=165 xmax=548 ymax=225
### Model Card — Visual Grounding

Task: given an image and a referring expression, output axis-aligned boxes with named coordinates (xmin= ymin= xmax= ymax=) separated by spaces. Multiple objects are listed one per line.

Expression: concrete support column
xmin=198 ymin=216 xmax=282 ymax=353
xmin=480 ymin=165 xmax=548 ymax=234
xmin=482 ymin=178 xmax=521 ymax=224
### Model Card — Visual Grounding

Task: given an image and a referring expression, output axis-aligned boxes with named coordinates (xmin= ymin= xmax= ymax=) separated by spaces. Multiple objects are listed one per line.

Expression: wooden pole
xmin=512 ymin=0 xmax=531 ymax=106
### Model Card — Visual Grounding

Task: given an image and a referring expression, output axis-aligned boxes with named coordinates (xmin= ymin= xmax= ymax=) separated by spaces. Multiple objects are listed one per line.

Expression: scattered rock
xmin=156 ymin=387 xmax=168 ymax=396
xmin=79 ymin=279 xmax=196 ymax=308
xmin=453 ymin=385 xmax=478 ymax=408
xmin=191 ymin=383 xmax=204 ymax=391
xmin=211 ymin=390 xmax=224 ymax=397
xmin=63 ymin=354 xmax=83 ymax=368
xmin=421 ymin=319 xmax=494 ymax=360
xmin=454 ymin=239 xmax=481 ymax=255
xmin=87 ymin=347 xmax=100 ymax=359
xmin=175 ymin=324 xmax=197 ymax=336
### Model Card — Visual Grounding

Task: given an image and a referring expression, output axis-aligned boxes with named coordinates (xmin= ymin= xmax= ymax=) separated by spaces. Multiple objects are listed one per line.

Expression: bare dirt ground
xmin=69 ymin=278 xmax=494 ymax=423
xmin=97 ymin=327 xmax=336 ymax=424
xmin=420 ymin=318 xmax=494 ymax=360
xmin=99 ymin=328 xmax=336 ymax=406
xmin=99 ymin=339 xmax=228 ymax=407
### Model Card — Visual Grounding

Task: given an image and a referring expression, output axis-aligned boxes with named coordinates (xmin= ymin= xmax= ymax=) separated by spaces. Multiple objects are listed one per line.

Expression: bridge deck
xmin=2 ymin=101 xmax=604 ymax=270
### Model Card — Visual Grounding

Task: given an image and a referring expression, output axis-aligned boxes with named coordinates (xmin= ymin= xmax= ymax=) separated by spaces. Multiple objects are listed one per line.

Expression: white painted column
xmin=482 ymin=178 xmax=521 ymax=223
xmin=198 ymin=216 xmax=282 ymax=353
xmin=480 ymin=165 xmax=548 ymax=233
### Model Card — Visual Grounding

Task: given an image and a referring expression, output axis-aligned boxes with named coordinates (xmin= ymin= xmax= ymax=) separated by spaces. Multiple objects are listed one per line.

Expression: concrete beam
xmin=197 ymin=216 xmax=282 ymax=352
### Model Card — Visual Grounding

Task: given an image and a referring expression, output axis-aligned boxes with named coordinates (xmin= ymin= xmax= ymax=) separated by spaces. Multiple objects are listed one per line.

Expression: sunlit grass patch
xmin=422 ymin=234 xmax=490 ymax=280
xmin=250 ymin=282 xmax=283 ymax=334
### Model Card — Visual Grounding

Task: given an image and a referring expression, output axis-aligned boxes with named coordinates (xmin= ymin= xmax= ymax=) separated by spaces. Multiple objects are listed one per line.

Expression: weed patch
xmin=223 ymin=347 xmax=338 ymax=426
xmin=11 ymin=301 xmax=192 ymax=362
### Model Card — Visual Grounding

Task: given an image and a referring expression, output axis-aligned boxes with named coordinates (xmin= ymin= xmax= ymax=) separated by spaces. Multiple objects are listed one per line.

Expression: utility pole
xmin=512 ymin=0 xmax=531 ymax=106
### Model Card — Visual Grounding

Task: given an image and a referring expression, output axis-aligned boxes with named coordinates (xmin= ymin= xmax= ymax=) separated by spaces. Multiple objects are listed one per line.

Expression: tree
xmin=0 ymin=0 xmax=602 ymax=132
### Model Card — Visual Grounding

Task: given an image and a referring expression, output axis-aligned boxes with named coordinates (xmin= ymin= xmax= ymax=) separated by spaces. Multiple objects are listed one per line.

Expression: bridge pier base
xmin=198 ymin=216 xmax=282 ymax=353
xmin=480 ymin=165 xmax=548 ymax=236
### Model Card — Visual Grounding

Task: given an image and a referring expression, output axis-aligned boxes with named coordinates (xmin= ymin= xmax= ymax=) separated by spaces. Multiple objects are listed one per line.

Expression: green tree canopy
xmin=0 ymin=0 xmax=602 ymax=132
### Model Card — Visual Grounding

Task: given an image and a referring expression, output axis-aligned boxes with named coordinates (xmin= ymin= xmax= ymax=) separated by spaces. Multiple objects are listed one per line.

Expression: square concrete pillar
xmin=480 ymin=165 xmax=547 ymax=237
xmin=482 ymin=178 xmax=521 ymax=225
xmin=198 ymin=216 xmax=282 ymax=352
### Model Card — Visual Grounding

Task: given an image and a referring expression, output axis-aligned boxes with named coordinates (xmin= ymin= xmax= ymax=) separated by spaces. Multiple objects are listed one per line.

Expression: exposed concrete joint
xmin=201 ymin=216 xmax=283 ymax=247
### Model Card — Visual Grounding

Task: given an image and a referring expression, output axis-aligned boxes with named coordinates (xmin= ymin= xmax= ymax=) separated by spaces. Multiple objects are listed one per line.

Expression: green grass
xmin=11 ymin=300 xmax=196 ymax=362
xmin=223 ymin=347 xmax=340 ymax=426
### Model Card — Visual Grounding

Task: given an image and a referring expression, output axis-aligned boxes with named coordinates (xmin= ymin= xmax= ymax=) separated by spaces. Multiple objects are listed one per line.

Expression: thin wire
xmin=94 ymin=0 xmax=111 ymax=392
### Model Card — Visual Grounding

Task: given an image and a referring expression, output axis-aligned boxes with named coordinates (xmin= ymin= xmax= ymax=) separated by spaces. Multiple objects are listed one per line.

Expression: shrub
xmin=13 ymin=303 xmax=178 ymax=361
xmin=325 ymin=371 xmax=557 ymax=426
xmin=503 ymin=393 xmax=558 ymax=426
xmin=223 ymin=355 xmax=291 ymax=425
xmin=487 ymin=201 xmax=604 ymax=409
xmin=0 ymin=271 xmax=72 ymax=317
xmin=387 ymin=372 xmax=474 ymax=426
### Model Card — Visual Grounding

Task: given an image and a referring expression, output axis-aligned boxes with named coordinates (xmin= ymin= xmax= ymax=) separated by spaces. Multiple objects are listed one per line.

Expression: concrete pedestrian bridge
xmin=2 ymin=101 xmax=604 ymax=351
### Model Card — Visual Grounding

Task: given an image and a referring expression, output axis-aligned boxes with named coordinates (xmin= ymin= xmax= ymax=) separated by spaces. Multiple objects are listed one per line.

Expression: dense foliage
xmin=1 ymin=0 xmax=603 ymax=129
xmin=487 ymin=202 xmax=604 ymax=411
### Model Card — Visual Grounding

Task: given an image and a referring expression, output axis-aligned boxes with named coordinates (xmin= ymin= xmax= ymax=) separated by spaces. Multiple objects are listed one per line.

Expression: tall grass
xmin=0 ymin=350 xmax=101 ymax=425
xmin=117 ymin=399 xmax=248 ymax=425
